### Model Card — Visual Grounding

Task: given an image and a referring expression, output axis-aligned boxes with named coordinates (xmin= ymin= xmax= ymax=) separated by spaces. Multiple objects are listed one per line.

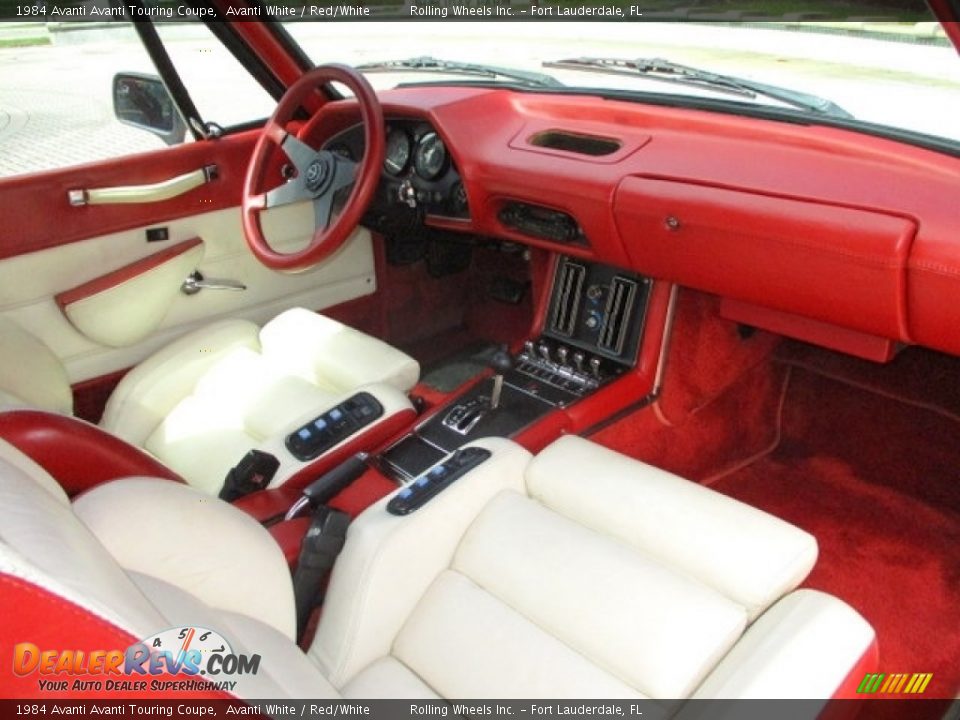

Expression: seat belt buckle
xmin=219 ymin=449 xmax=280 ymax=502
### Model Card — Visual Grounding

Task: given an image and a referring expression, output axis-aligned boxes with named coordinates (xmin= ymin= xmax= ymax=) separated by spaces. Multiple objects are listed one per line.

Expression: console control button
xmin=387 ymin=447 xmax=492 ymax=515
xmin=285 ymin=392 xmax=384 ymax=462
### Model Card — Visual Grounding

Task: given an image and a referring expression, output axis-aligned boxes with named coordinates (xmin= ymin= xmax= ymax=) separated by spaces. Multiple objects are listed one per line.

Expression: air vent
xmin=529 ymin=130 xmax=621 ymax=157
xmin=599 ymin=276 xmax=638 ymax=354
xmin=550 ymin=261 xmax=586 ymax=337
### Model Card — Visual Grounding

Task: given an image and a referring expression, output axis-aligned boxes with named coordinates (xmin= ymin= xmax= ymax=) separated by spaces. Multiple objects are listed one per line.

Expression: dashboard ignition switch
xmin=398 ymin=180 xmax=417 ymax=208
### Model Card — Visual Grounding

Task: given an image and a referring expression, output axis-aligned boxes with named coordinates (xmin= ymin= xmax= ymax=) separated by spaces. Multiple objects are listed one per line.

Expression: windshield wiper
xmin=356 ymin=56 xmax=564 ymax=89
xmin=543 ymin=57 xmax=853 ymax=119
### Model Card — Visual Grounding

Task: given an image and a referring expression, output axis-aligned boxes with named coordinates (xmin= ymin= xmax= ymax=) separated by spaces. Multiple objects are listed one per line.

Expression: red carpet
xmin=590 ymin=291 xmax=787 ymax=481
xmin=712 ymin=367 xmax=960 ymax=699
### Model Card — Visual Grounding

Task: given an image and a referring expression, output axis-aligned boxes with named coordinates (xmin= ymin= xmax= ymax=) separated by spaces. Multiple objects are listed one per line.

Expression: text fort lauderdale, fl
xmin=407 ymin=4 xmax=643 ymax=17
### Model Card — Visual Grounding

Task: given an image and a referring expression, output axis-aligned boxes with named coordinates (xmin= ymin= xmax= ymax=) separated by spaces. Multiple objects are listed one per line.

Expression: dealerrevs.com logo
xmin=13 ymin=627 xmax=259 ymax=693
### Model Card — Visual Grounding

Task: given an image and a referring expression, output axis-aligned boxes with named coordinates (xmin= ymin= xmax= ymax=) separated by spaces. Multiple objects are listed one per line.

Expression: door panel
xmin=57 ymin=238 xmax=205 ymax=348
xmin=0 ymin=105 xmax=377 ymax=385
xmin=0 ymin=131 xmax=262 ymax=259
xmin=0 ymin=205 xmax=375 ymax=382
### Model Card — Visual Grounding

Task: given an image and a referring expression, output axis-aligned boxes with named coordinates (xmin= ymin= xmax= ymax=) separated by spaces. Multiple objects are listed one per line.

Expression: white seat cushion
xmin=100 ymin=318 xmax=262 ymax=447
xmin=100 ymin=308 xmax=419 ymax=493
xmin=341 ymin=657 xmax=440 ymax=700
xmin=73 ymin=478 xmax=297 ymax=640
xmin=259 ymin=308 xmax=420 ymax=394
xmin=313 ymin=436 xmax=858 ymax=701
xmin=525 ymin=435 xmax=818 ymax=621
xmin=689 ymin=589 xmax=877 ymax=700
xmin=0 ymin=308 xmax=419 ymax=494
xmin=0 ymin=317 xmax=72 ymax=414
xmin=395 ymin=570 xmax=646 ymax=699
xmin=0 ymin=440 xmax=336 ymax=700
xmin=451 ymin=491 xmax=746 ymax=698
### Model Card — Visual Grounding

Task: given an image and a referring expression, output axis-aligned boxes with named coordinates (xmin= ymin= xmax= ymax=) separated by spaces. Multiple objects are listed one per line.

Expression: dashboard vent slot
xmin=551 ymin=261 xmax=586 ymax=337
xmin=529 ymin=130 xmax=621 ymax=157
xmin=599 ymin=276 xmax=638 ymax=354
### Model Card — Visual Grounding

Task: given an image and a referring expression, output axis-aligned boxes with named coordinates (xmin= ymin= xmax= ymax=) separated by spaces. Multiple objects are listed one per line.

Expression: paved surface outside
xmin=0 ymin=34 xmax=162 ymax=175
xmin=1 ymin=21 xmax=959 ymax=178
xmin=0 ymin=22 xmax=278 ymax=176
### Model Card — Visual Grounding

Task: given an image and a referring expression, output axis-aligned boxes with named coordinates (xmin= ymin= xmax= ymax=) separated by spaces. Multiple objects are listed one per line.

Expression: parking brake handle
xmin=284 ymin=453 xmax=369 ymax=521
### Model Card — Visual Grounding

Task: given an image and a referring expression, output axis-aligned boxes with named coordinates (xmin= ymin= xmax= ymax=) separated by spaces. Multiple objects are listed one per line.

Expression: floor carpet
xmin=712 ymin=365 xmax=960 ymax=700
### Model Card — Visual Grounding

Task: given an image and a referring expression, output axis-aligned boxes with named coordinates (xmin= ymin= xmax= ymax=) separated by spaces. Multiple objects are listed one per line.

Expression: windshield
xmin=284 ymin=20 xmax=960 ymax=143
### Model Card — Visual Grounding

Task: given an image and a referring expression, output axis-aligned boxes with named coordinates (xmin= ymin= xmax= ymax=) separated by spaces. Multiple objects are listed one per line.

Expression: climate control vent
xmin=599 ymin=276 xmax=638 ymax=354
xmin=550 ymin=261 xmax=586 ymax=337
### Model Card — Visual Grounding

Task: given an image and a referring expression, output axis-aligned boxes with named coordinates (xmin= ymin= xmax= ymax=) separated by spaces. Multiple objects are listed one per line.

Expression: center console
xmin=250 ymin=256 xmax=660 ymax=571
xmin=380 ymin=257 xmax=652 ymax=481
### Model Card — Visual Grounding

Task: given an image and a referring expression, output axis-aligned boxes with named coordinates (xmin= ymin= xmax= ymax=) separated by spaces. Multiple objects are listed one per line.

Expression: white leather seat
xmin=0 ymin=434 xmax=876 ymax=703
xmin=312 ymin=435 xmax=875 ymax=701
xmin=0 ymin=438 xmax=338 ymax=699
xmin=0 ymin=309 xmax=419 ymax=494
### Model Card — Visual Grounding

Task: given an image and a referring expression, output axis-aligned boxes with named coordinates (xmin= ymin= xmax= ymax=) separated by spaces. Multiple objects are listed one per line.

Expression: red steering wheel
xmin=242 ymin=65 xmax=385 ymax=272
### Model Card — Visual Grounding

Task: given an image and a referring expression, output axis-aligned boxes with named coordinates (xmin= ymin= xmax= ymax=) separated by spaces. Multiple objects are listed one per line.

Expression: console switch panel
xmin=387 ymin=446 xmax=491 ymax=515
xmin=286 ymin=392 xmax=383 ymax=462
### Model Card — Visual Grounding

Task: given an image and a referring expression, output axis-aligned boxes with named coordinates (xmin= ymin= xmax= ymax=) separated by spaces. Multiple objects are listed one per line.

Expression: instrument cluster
xmin=324 ymin=117 xmax=469 ymax=222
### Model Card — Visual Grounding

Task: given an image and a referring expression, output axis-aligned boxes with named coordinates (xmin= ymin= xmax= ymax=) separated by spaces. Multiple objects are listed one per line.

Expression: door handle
xmin=68 ymin=165 xmax=218 ymax=206
xmin=181 ymin=271 xmax=246 ymax=296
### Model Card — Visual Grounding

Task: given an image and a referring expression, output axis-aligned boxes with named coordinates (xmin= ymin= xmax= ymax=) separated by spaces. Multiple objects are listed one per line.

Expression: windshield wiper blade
xmin=356 ymin=56 xmax=563 ymax=88
xmin=543 ymin=57 xmax=853 ymax=119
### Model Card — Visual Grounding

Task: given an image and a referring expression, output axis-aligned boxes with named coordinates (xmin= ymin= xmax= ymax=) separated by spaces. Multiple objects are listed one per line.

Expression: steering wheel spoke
xmin=312 ymin=193 xmax=335 ymax=230
xmin=280 ymin=133 xmax=318 ymax=176
xmin=266 ymin=177 xmax=311 ymax=208
xmin=330 ymin=156 xmax=358 ymax=193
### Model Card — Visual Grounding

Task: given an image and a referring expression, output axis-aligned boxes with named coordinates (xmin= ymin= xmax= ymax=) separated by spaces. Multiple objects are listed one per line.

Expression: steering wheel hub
xmin=305 ymin=152 xmax=334 ymax=193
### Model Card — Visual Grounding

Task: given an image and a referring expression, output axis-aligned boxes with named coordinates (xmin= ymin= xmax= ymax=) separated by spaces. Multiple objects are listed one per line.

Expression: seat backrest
xmin=0 ymin=439 xmax=168 ymax=654
xmin=258 ymin=308 xmax=420 ymax=394
xmin=311 ymin=436 xmax=819 ymax=699
xmin=0 ymin=317 xmax=73 ymax=414
xmin=0 ymin=439 xmax=337 ymax=700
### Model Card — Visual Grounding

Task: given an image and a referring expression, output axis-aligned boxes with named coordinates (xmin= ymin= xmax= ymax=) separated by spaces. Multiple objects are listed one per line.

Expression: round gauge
xmin=414 ymin=132 xmax=447 ymax=180
xmin=384 ymin=128 xmax=411 ymax=176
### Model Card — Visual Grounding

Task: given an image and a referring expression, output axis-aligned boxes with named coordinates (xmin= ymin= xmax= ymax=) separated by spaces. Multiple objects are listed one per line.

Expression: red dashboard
xmin=309 ymin=85 xmax=960 ymax=360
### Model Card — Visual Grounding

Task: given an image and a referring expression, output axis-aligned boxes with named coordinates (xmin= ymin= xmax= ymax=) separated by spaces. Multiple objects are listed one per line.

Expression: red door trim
xmin=0 ymin=131 xmax=259 ymax=260
xmin=55 ymin=238 xmax=202 ymax=310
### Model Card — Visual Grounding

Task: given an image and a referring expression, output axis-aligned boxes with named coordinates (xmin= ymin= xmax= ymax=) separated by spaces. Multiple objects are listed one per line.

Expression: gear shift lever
xmin=488 ymin=345 xmax=513 ymax=410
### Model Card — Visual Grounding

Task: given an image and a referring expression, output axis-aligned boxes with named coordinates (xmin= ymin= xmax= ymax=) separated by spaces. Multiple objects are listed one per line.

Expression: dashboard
xmin=306 ymin=86 xmax=960 ymax=361
xmin=322 ymin=116 xmax=469 ymax=233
